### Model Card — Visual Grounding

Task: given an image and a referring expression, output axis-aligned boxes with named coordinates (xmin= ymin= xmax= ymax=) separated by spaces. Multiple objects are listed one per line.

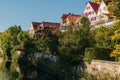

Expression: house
xmin=97 ymin=0 xmax=111 ymax=15
xmin=29 ymin=22 xmax=41 ymax=37
xmin=82 ymin=1 xmax=100 ymax=27
xmin=95 ymin=13 xmax=114 ymax=28
xmin=95 ymin=0 xmax=114 ymax=28
xmin=60 ymin=13 xmax=81 ymax=31
xmin=83 ymin=0 xmax=113 ymax=28
xmin=29 ymin=22 xmax=61 ymax=37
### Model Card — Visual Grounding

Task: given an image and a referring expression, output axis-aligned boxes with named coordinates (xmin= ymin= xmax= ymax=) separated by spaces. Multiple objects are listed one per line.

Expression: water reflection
xmin=0 ymin=60 xmax=20 ymax=80
xmin=0 ymin=70 xmax=9 ymax=80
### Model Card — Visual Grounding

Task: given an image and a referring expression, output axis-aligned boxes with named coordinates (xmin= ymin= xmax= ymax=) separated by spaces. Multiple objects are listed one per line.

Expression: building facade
xmin=29 ymin=22 xmax=61 ymax=37
xmin=83 ymin=0 xmax=114 ymax=28
xmin=60 ymin=13 xmax=81 ymax=31
xmin=82 ymin=2 xmax=99 ymax=27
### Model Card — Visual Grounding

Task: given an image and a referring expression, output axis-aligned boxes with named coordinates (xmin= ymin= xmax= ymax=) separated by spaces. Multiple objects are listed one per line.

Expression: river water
xmin=0 ymin=70 xmax=9 ymax=80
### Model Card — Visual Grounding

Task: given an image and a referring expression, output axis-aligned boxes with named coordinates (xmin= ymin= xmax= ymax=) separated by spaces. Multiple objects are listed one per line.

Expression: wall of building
xmin=97 ymin=1 xmax=109 ymax=16
xmin=83 ymin=2 xmax=97 ymax=24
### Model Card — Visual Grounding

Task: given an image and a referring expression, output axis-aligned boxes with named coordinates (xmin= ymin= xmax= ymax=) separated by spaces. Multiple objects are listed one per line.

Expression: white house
xmin=83 ymin=0 xmax=113 ymax=28
xmin=95 ymin=0 xmax=114 ymax=28
xmin=97 ymin=0 xmax=111 ymax=16
xmin=82 ymin=1 xmax=100 ymax=27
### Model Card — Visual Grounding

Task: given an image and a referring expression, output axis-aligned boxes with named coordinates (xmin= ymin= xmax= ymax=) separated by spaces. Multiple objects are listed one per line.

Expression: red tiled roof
xmin=67 ymin=15 xmax=81 ymax=24
xmin=32 ymin=22 xmax=41 ymax=31
xmin=32 ymin=22 xmax=60 ymax=31
xmin=89 ymin=2 xmax=100 ymax=13
xmin=61 ymin=14 xmax=69 ymax=22
xmin=103 ymin=13 xmax=114 ymax=19
xmin=61 ymin=13 xmax=81 ymax=24
xmin=42 ymin=22 xmax=61 ymax=30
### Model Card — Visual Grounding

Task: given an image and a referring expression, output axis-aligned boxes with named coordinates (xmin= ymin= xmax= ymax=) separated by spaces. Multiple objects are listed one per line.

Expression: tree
xmin=110 ymin=44 xmax=120 ymax=62
xmin=18 ymin=28 xmax=60 ymax=79
xmin=93 ymin=0 xmax=102 ymax=3
xmin=0 ymin=26 xmax=21 ymax=47
xmin=34 ymin=27 xmax=59 ymax=55
xmin=108 ymin=0 xmax=120 ymax=19
xmin=59 ymin=17 xmax=93 ymax=66
xmin=110 ymin=22 xmax=120 ymax=61
xmin=0 ymin=25 xmax=22 ymax=61
xmin=0 ymin=26 xmax=22 ymax=80
xmin=80 ymin=16 xmax=90 ymax=27
xmin=93 ymin=26 xmax=112 ymax=48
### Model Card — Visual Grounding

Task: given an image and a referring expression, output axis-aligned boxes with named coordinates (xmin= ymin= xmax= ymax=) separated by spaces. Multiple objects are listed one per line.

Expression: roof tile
xmin=89 ymin=2 xmax=100 ymax=13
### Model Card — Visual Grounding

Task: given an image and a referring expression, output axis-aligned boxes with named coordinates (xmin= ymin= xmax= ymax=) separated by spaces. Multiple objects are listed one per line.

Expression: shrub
xmin=84 ymin=48 xmax=114 ymax=62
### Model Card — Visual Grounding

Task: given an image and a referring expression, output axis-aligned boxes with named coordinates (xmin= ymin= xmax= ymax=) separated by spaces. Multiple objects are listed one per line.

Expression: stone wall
xmin=85 ymin=60 xmax=120 ymax=76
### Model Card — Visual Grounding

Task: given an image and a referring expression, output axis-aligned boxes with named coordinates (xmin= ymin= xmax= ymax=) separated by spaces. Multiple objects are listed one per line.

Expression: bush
xmin=84 ymin=48 xmax=114 ymax=62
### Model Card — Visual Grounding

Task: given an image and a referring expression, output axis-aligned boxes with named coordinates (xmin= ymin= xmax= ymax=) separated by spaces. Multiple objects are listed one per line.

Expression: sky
xmin=0 ymin=0 xmax=92 ymax=32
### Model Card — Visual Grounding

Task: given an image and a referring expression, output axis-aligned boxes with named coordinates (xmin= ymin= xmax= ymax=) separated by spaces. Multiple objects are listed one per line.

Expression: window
xmin=100 ymin=9 xmax=101 ymax=12
xmin=85 ymin=13 xmax=87 ymax=16
xmin=89 ymin=12 xmax=91 ymax=15
xmin=94 ymin=17 xmax=96 ymax=20
xmin=91 ymin=17 xmax=96 ymax=21
xmin=86 ymin=6 xmax=90 ymax=10
xmin=103 ymin=7 xmax=106 ymax=10
xmin=91 ymin=17 xmax=93 ymax=21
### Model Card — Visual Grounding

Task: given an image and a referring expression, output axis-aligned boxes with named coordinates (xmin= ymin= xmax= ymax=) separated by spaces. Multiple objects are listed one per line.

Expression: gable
xmin=31 ymin=22 xmax=41 ymax=31
xmin=89 ymin=2 xmax=100 ymax=14
xmin=83 ymin=2 xmax=99 ymax=16
xmin=67 ymin=15 xmax=80 ymax=24
xmin=97 ymin=0 xmax=110 ymax=15
xmin=61 ymin=14 xmax=69 ymax=23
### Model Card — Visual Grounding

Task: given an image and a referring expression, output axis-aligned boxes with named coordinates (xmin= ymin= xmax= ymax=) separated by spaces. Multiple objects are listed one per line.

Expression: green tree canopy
xmin=80 ymin=16 xmax=90 ymax=27
xmin=108 ymin=0 xmax=120 ymax=19
xmin=93 ymin=26 xmax=112 ymax=48
xmin=93 ymin=0 xmax=102 ymax=3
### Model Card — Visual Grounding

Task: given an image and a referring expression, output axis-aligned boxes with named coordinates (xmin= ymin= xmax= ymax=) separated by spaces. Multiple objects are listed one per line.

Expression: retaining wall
xmin=85 ymin=60 xmax=120 ymax=76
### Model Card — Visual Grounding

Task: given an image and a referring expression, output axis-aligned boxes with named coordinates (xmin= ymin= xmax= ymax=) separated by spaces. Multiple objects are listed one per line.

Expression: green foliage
xmin=110 ymin=44 xmax=120 ymax=62
xmin=0 ymin=26 xmax=21 ymax=47
xmin=93 ymin=0 xmax=102 ymax=3
xmin=108 ymin=0 xmax=120 ymax=19
xmin=36 ymin=57 xmax=77 ymax=80
xmin=0 ymin=26 xmax=24 ymax=79
xmin=0 ymin=26 xmax=22 ymax=60
xmin=84 ymin=48 xmax=96 ymax=63
xmin=109 ymin=20 xmax=120 ymax=62
xmin=59 ymin=26 xmax=82 ymax=66
xmin=84 ymin=48 xmax=114 ymax=61
xmin=59 ymin=23 xmax=94 ymax=66
xmin=23 ymin=40 xmax=36 ymax=54
xmin=93 ymin=26 xmax=113 ymax=48
xmin=34 ymin=28 xmax=59 ymax=55
xmin=17 ymin=31 xmax=29 ymax=43
xmin=80 ymin=16 xmax=90 ymax=27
